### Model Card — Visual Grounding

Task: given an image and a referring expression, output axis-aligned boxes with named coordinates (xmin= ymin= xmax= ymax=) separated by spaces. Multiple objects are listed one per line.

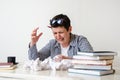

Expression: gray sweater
xmin=28 ymin=33 xmax=93 ymax=61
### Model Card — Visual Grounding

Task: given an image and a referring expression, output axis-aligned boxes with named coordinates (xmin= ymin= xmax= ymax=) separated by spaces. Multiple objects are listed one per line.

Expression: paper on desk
xmin=23 ymin=57 xmax=73 ymax=71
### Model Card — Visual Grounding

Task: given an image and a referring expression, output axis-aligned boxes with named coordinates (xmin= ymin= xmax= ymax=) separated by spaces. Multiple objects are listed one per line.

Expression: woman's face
xmin=51 ymin=26 xmax=72 ymax=46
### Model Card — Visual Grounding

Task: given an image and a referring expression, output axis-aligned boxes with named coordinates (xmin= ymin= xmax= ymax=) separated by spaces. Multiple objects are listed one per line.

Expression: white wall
xmin=0 ymin=0 xmax=120 ymax=62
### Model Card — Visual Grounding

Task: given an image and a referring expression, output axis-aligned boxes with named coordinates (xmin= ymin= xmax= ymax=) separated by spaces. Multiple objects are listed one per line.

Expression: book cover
xmin=73 ymin=55 xmax=114 ymax=60
xmin=73 ymin=64 xmax=112 ymax=70
xmin=68 ymin=68 xmax=115 ymax=76
xmin=71 ymin=59 xmax=113 ymax=65
xmin=77 ymin=51 xmax=117 ymax=56
xmin=0 ymin=62 xmax=13 ymax=68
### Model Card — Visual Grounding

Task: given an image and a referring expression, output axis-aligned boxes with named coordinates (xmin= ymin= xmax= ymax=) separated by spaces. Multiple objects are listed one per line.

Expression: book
xmin=77 ymin=51 xmax=117 ymax=56
xmin=68 ymin=68 xmax=115 ymax=76
xmin=0 ymin=65 xmax=17 ymax=70
xmin=0 ymin=62 xmax=13 ymax=68
xmin=73 ymin=64 xmax=112 ymax=70
xmin=73 ymin=55 xmax=114 ymax=60
xmin=68 ymin=72 xmax=114 ymax=80
xmin=71 ymin=59 xmax=113 ymax=65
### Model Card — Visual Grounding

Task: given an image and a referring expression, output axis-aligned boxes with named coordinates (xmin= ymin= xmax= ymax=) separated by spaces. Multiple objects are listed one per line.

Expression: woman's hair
xmin=50 ymin=14 xmax=71 ymax=31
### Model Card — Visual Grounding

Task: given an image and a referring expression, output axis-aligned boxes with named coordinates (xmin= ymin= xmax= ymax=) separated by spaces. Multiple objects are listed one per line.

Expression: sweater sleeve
xmin=28 ymin=41 xmax=51 ymax=61
xmin=28 ymin=44 xmax=38 ymax=60
xmin=78 ymin=36 xmax=93 ymax=52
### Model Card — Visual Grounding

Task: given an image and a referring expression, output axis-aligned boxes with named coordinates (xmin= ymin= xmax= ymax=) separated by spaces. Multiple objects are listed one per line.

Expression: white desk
xmin=0 ymin=57 xmax=120 ymax=80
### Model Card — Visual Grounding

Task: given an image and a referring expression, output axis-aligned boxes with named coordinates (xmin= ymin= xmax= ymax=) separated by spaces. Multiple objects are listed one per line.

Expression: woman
xmin=28 ymin=14 xmax=93 ymax=61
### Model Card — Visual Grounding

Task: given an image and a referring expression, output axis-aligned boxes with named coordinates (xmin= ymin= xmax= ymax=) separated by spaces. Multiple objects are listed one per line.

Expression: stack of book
xmin=68 ymin=51 xmax=117 ymax=76
xmin=0 ymin=62 xmax=16 ymax=70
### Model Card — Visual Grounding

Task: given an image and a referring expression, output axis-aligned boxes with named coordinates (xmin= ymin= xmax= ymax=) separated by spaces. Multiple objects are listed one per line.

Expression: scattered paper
xmin=23 ymin=57 xmax=73 ymax=71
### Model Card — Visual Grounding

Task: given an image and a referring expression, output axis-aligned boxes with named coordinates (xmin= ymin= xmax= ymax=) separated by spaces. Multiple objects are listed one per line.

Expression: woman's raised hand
xmin=30 ymin=27 xmax=43 ymax=47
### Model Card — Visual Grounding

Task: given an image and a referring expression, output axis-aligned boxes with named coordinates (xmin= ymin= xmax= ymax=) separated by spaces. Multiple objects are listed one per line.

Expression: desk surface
xmin=0 ymin=57 xmax=120 ymax=80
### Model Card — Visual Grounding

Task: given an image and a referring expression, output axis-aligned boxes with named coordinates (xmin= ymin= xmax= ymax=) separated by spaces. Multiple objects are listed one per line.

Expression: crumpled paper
xmin=23 ymin=57 xmax=73 ymax=71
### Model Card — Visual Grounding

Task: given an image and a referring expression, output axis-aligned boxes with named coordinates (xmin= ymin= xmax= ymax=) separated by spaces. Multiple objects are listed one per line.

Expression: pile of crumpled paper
xmin=23 ymin=57 xmax=73 ymax=71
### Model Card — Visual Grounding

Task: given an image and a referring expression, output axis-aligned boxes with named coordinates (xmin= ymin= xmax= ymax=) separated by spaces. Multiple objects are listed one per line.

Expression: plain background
xmin=0 ymin=0 xmax=120 ymax=62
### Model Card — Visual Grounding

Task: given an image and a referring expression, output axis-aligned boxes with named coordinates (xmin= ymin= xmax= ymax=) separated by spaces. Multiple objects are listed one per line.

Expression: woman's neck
xmin=61 ymin=44 xmax=69 ymax=48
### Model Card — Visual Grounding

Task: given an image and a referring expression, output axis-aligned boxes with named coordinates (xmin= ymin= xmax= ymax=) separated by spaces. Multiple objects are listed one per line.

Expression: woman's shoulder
xmin=71 ymin=33 xmax=87 ymax=40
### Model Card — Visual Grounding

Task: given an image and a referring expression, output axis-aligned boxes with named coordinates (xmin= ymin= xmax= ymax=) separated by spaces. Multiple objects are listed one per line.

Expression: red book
xmin=0 ymin=62 xmax=13 ymax=68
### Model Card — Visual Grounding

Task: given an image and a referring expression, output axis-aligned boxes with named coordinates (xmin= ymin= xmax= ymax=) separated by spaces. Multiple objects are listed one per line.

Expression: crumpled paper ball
xmin=23 ymin=57 xmax=73 ymax=71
